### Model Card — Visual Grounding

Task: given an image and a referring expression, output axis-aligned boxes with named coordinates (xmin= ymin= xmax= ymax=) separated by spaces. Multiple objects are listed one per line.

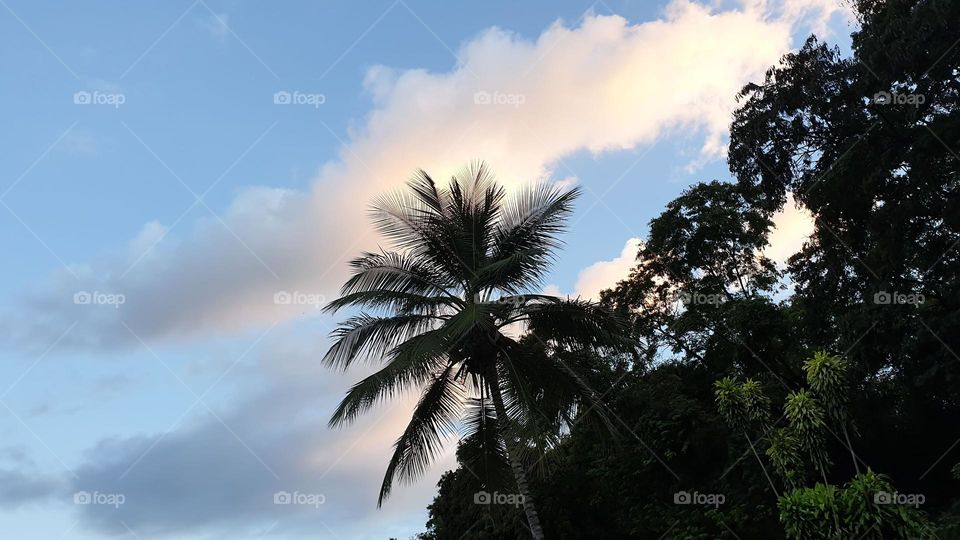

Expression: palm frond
xmin=324 ymin=289 xmax=455 ymax=316
xmin=497 ymin=182 xmax=578 ymax=237
xmin=407 ymin=169 xmax=447 ymax=216
xmin=369 ymin=178 xmax=436 ymax=252
xmin=519 ymin=298 xmax=632 ymax=351
xmin=331 ymin=251 xmax=460 ymax=308
xmin=321 ymin=313 xmax=439 ymax=370
xmin=328 ymin=331 xmax=451 ymax=427
xmin=472 ymin=247 xmax=552 ymax=294
xmin=488 ymin=183 xmax=580 ymax=290
xmin=378 ymin=363 xmax=464 ymax=506
xmin=370 ymin=182 xmax=468 ymax=287
xmin=446 ymin=162 xmax=505 ymax=278
xmin=499 ymin=337 xmax=620 ymax=443
xmin=458 ymin=396 xmax=511 ymax=488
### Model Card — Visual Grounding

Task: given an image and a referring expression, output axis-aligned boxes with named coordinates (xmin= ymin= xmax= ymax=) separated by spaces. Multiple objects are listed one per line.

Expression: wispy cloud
xmin=545 ymin=238 xmax=642 ymax=300
xmin=7 ymin=0 xmax=843 ymax=352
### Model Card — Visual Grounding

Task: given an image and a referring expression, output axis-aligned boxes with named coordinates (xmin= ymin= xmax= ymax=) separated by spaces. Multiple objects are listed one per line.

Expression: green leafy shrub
xmin=780 ymin=472 xmax=934 ymax=539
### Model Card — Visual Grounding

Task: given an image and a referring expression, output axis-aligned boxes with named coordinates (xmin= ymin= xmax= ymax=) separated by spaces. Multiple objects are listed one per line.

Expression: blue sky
xmin=0 ymin=1 xmax=851 ymax=538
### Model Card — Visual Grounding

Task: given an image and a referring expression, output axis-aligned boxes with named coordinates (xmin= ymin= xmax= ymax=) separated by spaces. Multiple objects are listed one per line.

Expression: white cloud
xmin=765 ymin=192 xmax=814 ymax=263
xmin=549 ymin=192 xmax=814 ymax=302
xmin=9 ymin=0 xmax=844 ymax=350
xmin=548 ymin=238 xmax=642 ymax=300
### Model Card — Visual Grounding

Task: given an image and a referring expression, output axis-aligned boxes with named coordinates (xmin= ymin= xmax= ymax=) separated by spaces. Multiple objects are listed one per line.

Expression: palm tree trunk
xmin=488 ymin=372 xmax=546 ymax=540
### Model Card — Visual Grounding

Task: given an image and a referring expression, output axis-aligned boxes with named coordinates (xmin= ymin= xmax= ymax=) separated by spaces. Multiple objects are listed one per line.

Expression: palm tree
xmin=323 ymin=163 xmax=628 ymax=539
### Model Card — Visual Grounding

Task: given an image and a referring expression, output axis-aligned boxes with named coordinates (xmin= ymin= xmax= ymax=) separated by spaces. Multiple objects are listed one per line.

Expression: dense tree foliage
xmin=417 ymin=0 xmax=958 ymax=537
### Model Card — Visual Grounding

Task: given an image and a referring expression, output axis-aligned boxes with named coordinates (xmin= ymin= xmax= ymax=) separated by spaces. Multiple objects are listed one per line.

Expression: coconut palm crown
xmin=322 ymin=162 xmax=629 ymax=538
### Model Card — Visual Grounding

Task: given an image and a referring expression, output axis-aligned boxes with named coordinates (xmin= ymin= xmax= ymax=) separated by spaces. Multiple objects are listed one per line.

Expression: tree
xmin=420 ymin=2 xmax=960 ymax=536
xmin=728 ymin=0 xmax=960 ymax=508
xmin=323 ymin=163 xmax=628 ymax=539
xmin=716 ymin=353 xmax=935 ymax=539
xmin=422 ymin=346 xmax=783 ymax=539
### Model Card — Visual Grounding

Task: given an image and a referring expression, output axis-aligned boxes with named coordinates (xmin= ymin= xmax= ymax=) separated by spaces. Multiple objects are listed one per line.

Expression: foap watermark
xmin=873 ymin=291 xmax=924 ymax=306
xmin=673 ymin=291 xmax=726 ymax=306
xmin=273 ymin=290 xmax=325 ymax=309
xmin=875 ymin=491 xmax=925 ymax=508
xmin=487 ymin=294 xmax=530 ymax=308
xmin=474 ymin=490 xmax=525 ymax=507
xmin=873 ymin=90 xmax=924 ymax=106
xmin=73 ymin=90 xmax=125 ymax=108
xmin=273 ymin=90 xmax=325 ymax=108
xmin=674 ymin=490 xmax=725 ymax=508
xmin=74 ymin=491 xmax=125 ymax=508
xmin=74 ymin=290 xmax=126 ymax=308
xmin=473 ymin=90 xmax=525 ymax=108
xmin=273 ymin=490 xmax=325 ymax=508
